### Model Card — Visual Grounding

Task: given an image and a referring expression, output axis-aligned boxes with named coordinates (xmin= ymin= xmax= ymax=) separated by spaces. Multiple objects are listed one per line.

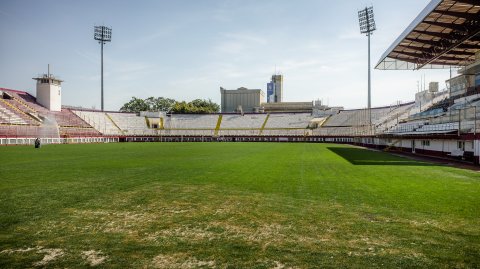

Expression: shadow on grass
xmin=327 ymin=147 xmax=435 ymax=166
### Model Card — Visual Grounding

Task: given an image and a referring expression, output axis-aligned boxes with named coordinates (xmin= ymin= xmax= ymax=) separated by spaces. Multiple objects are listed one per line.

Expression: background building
xmin=267 ymin=74 xmax=283 ymax=103
xmin=220 ymin=87 xmax=265 ymax=113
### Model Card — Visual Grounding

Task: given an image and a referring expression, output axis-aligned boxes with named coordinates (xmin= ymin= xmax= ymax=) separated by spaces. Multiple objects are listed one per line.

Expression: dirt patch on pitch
xmin=146 ymin=225 xmax=217 ymax=242
xmin=151 ymin=253 xmax=215 ymax=268
xmin=1 ymin=247 xmax=41 ymax=254
xmin=1 ymin=247 xmax=64 ymax=267
xmin=34 ymin=248 xmax=64 ymax=266
xmin=81 ymin=250 xmax=107 ymax=266
xmin=271 ymin=260 xmax=300 ymax=269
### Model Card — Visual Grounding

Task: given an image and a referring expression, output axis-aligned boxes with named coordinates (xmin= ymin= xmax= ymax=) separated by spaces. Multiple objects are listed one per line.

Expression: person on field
xmin=34 ymin=138 xmax=41 ymax=148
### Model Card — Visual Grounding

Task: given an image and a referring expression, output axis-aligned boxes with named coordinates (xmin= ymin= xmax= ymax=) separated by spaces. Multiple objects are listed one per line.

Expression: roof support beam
xmin=398 ymin=45 xmax=476 ymax=57
xmin=447 ymin=50 xmax=476 ymax=56
xmin=417 ymin=24 xmax=480 ymax=69
xmin=470 ymin=35 xmax=480 ymax=42
xmin=394 ymin=56 xmax=419 ymax=63
xmin=404 ymin=37 xmax=439 ymax=47
xmin=413 ymin=30 xmax=453 ymax=39
xmin=429 ymin=61 xmax=455 ymax=65
xmin=457 ymin=43 xmax=480 ymax=49
xmin=423 ymin=21 xmax=467 ymax=32
xmin=394 ymin=51 xmax=424 ymax=58
xmin=437 ymin=55 xmax=469 ymax=61
xmin=454 ymin=0 xmax=480 ymax=6
xmin=397 ymin=45 xmax=432 ymax=53
xmin=406 ymin=38 xmax=480 ymax=50
xmin=432 ymin=10 xmax=480 ymax=19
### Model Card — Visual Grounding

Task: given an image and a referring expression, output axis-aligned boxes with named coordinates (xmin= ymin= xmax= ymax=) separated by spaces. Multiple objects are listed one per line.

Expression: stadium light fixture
xmin=94 ymin=25 xmax=112 ymax=111
xmin=358 ymin=6 xmax=376 ymax=125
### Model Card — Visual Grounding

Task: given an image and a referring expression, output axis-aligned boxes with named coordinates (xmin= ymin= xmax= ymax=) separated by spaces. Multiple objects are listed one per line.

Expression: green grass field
xmin=1 ymin=142 xmax=479 ymax=268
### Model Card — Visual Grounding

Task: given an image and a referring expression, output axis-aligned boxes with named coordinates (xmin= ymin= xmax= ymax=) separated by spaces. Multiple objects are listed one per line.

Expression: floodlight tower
xmin=94 ymin=25 xmax=112 ymax=111
xmin=358 ymin=6 xmax=376 ymax=125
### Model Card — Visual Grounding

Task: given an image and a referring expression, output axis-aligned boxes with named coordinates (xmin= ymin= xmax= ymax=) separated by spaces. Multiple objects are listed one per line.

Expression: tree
xmin=171 ymin=101 xmax=192 ymax=114
xmin=145 ymin=97 xmax=176 ymax=112
xmin=120 ymin=97 xmax=177 ymax=113
xmin=119 ymin=97 xmax=149 ymax=113
xmin=190 ymin=99 xmax=220 ymax=113
xmin=120 ymin=97 xmax=219 ymax=114
xmin=170 ymin=99 xmax=220 ymax=114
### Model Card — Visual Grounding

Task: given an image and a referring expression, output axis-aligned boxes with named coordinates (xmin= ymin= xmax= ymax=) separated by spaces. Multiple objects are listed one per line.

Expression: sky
xmin=0 ymin=0 xmax=452 ymax=110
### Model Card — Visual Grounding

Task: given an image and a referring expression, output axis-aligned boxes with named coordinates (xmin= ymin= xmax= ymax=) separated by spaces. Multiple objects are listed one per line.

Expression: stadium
xmin=1 ymin=0 xmax=479 ymax=268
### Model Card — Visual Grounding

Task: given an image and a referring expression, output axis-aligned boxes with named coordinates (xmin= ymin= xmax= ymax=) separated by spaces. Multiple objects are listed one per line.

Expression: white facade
xmin=220 ymin=87 xmax=265 ymax=112
xmin=34 ymin=75 xmax=62 ymax=111
xmin=271 ymin=75 xmax=283 ymax=103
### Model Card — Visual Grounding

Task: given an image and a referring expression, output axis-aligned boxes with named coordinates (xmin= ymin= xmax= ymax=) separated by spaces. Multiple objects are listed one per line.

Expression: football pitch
xmin=1 ymin=142 xmax=479 ymax=268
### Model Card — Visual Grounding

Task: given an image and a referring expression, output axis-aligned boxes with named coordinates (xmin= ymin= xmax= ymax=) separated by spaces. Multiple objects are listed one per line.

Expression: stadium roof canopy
xmin=375 ymin=0 xmax=480 ymax=70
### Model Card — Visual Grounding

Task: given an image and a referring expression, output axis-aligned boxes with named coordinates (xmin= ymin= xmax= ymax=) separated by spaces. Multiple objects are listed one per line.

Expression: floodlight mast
xmin=94 ymin=26 xmax=112 ymax=111
xmin=358 ymin=6 xmax=376 ymax=126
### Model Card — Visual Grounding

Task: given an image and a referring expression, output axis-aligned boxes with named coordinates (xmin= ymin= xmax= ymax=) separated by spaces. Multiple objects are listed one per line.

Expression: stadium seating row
xmin=0 ymin=104 xmax=27 ymax=125
xmin=164 ymin=114 xmax=219 ymax=129
xmin=322 ymin=106 xmax=393 ymax=127
xmin=72 ymin=110 xmax=123 ymax=135
xmin=2 ymin=86 xmax=479 ymax=138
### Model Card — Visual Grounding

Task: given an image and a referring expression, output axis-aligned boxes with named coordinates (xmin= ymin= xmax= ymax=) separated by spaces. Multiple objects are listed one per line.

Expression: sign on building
xmin=267 ymin=82 xmax=275 ymax=103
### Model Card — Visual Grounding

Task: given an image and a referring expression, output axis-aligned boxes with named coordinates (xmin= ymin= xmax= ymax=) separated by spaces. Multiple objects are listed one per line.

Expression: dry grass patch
xmin=1 ymin=247 xmax=65 ymax=267
xmin=151 ymin=253 xmax=215 ymax=268
xmin=81 ymin=250 xmax=107 ymax=266
xmin=1 ymin=247 xmax=41 ymax=254
xmin=33 ymin=248 xmax=64 ymax=267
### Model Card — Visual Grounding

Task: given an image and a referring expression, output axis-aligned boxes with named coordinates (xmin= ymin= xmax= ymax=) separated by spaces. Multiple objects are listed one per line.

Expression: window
xmin=457 ymin=141 xmax=465 ymax=150
xmin=421 ymin=140 xmax=430 ymax=146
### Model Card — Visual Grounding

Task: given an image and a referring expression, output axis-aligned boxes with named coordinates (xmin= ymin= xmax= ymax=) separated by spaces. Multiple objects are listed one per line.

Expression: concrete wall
xmin=36 ymin=80 xmax=61 ymax=112
xmin=447 ymin=74 xmax=476 ymax=97
xmin=220 ymin=88 xmax=265 ymax=112
xmin=381 ymin=138 xmax=474 ymax=155
xmin=261 ymin=101 xmax=313 ymax=112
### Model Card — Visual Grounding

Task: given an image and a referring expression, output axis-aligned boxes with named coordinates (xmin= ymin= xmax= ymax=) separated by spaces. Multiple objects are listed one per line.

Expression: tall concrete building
xmin=33 ymin=70 xmax=63 ymax=112
xmin=220 ymin=87 xmax=265 ymax=113
xmin=267 ymin=74 xmax=283 ymax=103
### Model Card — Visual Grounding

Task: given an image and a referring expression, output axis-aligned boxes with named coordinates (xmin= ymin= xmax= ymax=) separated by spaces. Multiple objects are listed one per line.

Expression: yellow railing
xmin=214 ymin=115 xmax=223 ymax=136
xmin=259 ymin=113 xmax=270 ymax=135
xmin=105 ymin=113 xmax=125 ymax=135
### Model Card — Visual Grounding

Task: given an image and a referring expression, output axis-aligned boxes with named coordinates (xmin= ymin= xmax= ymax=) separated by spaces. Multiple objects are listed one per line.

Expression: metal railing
xmin=0 ymin=136 xmax=119 ymax=146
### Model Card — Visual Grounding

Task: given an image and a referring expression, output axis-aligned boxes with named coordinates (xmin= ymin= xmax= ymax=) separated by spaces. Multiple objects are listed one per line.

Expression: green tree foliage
xmin=119 ymin=97 xmax=149 ymax=113
xmin=145 ymin=97 xmax=176 ymax=112
xmin=171 ymin=99 xmax=219 ymax=114
xmin=120 ymin=97 xmax=219 ymax=114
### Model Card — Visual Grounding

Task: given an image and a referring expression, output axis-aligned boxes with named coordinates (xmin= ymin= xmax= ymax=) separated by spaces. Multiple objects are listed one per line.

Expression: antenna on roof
xmin=48 ymin=64 xmax=50 ymax=77
xmin=424 ymin=73 xmax=426 ymax=92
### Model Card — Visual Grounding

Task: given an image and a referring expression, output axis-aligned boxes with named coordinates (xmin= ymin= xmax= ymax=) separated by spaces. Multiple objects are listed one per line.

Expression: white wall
xmin=390 ymin=138 xmax=474 ymax=154
xmin=36 ymin=82 xmax=61 ymax=111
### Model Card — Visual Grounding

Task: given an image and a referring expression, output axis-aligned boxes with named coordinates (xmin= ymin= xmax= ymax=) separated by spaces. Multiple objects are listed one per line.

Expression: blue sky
xmin=0 ymin=0 xmax=451 ymax=110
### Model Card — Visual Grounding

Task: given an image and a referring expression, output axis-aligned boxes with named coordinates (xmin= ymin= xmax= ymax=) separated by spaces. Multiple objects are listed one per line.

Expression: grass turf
xmin=0 ymin=142 xmax=479 ymax=268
